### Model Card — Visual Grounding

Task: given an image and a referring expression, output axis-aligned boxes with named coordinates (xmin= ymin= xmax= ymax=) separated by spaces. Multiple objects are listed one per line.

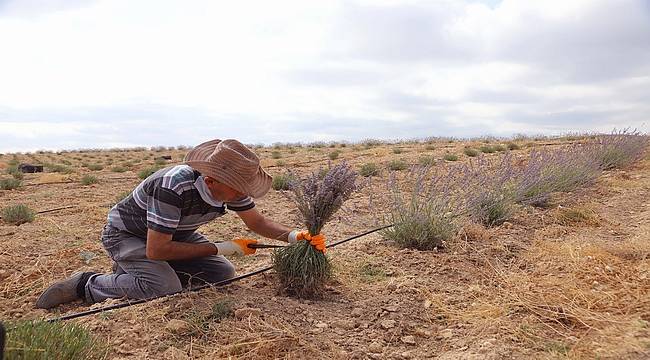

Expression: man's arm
xmin=236 ymin=208 xmax=293 ymax=242
xmin=146 ymin=229 xmax=217 ymax=260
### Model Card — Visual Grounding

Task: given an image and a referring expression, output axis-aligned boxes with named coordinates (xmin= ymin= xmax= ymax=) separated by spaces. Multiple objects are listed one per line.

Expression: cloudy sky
xmin=0 ymin=0 xmax=648 ymax=152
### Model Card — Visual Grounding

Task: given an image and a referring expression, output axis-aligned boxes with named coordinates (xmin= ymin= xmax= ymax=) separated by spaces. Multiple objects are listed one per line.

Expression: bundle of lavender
xmin=273 ymin=162 xmax=358 ymax=298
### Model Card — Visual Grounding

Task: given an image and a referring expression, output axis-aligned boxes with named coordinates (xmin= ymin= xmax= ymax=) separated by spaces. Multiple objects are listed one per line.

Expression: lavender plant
xmin=382 ymin=165 xmax=465 ymax=249
xmin=590 ymin=129 xmax=649 ymax=170
xmin=514 ymin=145 xmax=601 ymax=207
xmin=273 ymin=162 xmax=358 ymax=298
xmin=461 ymin=155 xmax=518 ymax=227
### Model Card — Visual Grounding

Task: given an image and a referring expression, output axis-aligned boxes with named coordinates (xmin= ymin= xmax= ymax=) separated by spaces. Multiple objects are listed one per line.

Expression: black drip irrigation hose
xmin=46 ymin=224 xmax=393 ymax=323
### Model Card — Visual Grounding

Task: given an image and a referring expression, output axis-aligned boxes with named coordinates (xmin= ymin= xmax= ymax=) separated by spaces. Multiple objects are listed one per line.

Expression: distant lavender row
xmin=384 ymin=130 xmax=649 ymax=248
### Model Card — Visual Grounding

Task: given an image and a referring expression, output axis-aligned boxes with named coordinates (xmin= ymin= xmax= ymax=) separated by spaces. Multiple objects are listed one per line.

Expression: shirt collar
xmin=195 ymin=176 xmax=223 ymax=207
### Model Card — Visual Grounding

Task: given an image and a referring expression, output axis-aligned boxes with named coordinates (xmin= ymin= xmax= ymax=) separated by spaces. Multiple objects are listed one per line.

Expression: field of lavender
xmin=1 ymin=131 xmax=649 ymax=359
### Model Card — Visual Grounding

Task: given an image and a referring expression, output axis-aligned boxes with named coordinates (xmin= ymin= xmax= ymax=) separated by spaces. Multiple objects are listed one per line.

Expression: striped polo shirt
xmin=107 ymin=164 xmax=255 ymax=240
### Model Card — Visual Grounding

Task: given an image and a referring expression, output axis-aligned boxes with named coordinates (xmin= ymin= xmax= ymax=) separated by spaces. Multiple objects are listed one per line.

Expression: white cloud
xmin=0 ymin=0 xmax=648 ymax=152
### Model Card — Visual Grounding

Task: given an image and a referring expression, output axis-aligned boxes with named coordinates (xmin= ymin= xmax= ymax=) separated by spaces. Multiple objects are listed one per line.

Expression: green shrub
xmin=154 ymin=158 xmax=167 ymax=166
xmin=463 ymin=148 xmax=479 ymax=157
xmin=418 ymin=155 xmax=436 ymax=166
xmin=47 ymin=164 xmax=73 ymax=174
xmin=272 ymin=173 xmax=296 ymax=191
xmin=5 ymin=320 xmax=108 ymax=360
xmin=138 ymin=166 xmax=160 ymax=179
xmin=271 ymin=151 xmax=282 ymax=159
xmin=86 ymin=164 xmax=103 ymax=171
xmin=0 ymin=178 xmax=22 ymax=190
xmin=111 ymin=166 xmax=127 ymax=173
xmin=1 ymin=204 xmax=36 ymax=225
xmin=494 ymin=144 xmax=507 ymax=152
xmin=480 ymin=145 xmax=496 ymax=153
xmin=387 ymin=159 xmax=407 ymax=171
xmin=392 ymin=148 xmax=403 ymax=154
xmin=443 ymin=153 xmax=459 ymax=161
xmin=7 ymin=166 xmax=24 ymax=179
xmin=80 ymin=175 xmax=99 ymax=185
xmin=360 ymin=163 xmax=380 ymax=177
xmin=507 ymin=142 xmax=520 ymax=150
xmin=275 ymin=160 xmax=286 ymax=166
xmin=425 ymin=144 xmax=435 ymax=151
xmin=328 ymin=150 xmax=341 ymax=160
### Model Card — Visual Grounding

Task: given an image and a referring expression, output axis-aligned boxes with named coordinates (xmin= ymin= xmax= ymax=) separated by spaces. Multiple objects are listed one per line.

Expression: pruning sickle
xmin=247 ymin=243 xmax=286 ymax=249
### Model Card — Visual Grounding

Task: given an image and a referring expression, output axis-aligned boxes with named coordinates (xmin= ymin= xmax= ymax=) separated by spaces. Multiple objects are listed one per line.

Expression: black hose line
xmin=46 ymin=224 xmax=393 ymax=323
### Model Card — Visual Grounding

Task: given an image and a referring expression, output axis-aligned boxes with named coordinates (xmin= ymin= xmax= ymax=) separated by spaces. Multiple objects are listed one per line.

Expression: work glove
xmin=288 ymin=230 xmax=327 ymax=253
xmin=214 ymin=239 xmax=257 ymax=256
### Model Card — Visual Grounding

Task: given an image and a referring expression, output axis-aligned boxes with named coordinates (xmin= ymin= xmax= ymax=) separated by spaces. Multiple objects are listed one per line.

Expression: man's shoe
xmin=35 ymin=272 xmax=94 ymax=309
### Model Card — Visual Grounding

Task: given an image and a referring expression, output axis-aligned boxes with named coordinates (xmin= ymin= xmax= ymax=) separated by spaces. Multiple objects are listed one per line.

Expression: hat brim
xmin=183 ymin=140 xmax=272 ymax=199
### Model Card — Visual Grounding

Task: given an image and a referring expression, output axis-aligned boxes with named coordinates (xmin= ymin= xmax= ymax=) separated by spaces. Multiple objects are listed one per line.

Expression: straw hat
xmin=183 ymin=139 xmax=272 ymax=198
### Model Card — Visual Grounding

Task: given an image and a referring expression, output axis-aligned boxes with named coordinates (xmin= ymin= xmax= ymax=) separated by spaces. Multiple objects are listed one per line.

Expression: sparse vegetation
xmin=358 ymin=262 xmax=388 ymax=282
xmin=272 ymin=172 xmax=296 ymax=191
xmin=0 ymin=178 xmax=22 ymax=190
xmin=328 ymin=150 xmax=341 ymax=160
xmin=360 ymin=162 xmax=380 ymax=177
xmin=86 ymin=163 xmax=103 ymax=171
xmin=111 ymin=166 xmax=127 ymax=173
xmin=138 ymin=166 xmax=161 ymax=179
xmin=443 ymin=153 xmax=459 ymax=161
xmin=80 ymin=174 xmax=99 ymax=185
xmin=46 ymin=164 xmax=73 ymax=174
xmin=387 ymin=159 xmax=407 ymax=171
xmin=4 ymin=321 xmax=108 ymax=360
xmin=418 ymin=155 xmax=436 ymax=166
xmin=507 ymin=142 xmax=520 ymax=150
xmin=480 ymin=145 xmax=496 ymax=153
xmin=1 ymin=204 xmax=36 ymax=225
xmin=463 ymin=148 xmax=479 ymax=157
xmin=271 ymin=151 xmax=282 ymax=159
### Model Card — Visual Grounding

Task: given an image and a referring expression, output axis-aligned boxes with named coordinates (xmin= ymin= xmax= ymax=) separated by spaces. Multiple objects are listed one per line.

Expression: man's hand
xmin=290 ymin=230 xmax=327 ymax=253
xmin=214 ymin=239 xmax=258 ymax=256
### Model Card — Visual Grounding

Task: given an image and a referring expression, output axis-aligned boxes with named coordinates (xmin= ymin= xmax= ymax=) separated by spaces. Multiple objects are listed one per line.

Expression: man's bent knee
xmin=136 ymin=277 xmax=182 ymax=298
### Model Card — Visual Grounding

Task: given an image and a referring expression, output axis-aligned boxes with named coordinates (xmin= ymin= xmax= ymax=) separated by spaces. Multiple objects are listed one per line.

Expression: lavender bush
xmin=461 ymin=155 xmax=518 ymax=227
xmin=514 ymin=145 xmax=602 ymax=207
xmin=590 ymin=129 xmax=649 ymax=170
xmin=273 ymin=162 xmax=358 ymax=297
xmin=382 ymin=165 xmax=465 ymax=249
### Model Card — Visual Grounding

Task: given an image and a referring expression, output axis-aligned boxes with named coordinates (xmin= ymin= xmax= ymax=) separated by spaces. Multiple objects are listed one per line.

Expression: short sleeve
xmin=226 ymin=196 xmax=255 ymax=212
xmin=146 ymin=185 xmax=183 ymax=234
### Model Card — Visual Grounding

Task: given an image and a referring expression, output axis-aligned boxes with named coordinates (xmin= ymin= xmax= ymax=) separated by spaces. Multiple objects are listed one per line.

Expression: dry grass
xmin=0 ymin=137 xmax=648 ymax=359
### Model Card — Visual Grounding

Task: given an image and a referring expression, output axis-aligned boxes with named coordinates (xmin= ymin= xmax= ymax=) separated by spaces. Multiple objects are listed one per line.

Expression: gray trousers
xmin=85 ymin=225 xmax=235 ymax=303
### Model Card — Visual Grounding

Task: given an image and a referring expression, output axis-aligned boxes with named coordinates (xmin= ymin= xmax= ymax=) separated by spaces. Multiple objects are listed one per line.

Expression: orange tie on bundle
xmin=296 ymin=231 xmax=327 ymax=253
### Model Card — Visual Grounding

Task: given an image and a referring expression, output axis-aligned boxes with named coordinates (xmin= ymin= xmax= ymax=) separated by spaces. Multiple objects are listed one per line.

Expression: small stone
xmin=315 ymin=322 xmax=329 ymax=329
xmin=381 ymin=319 xmax=396 ymax=329
xmin=334 ymin=320 xmax=356 ymax=330
xmin=400 ymin=335 xmax=416 ymax=345
xmin=383 ymin=305 xmax=398 ymax=312
xmin=351 ymin=308 xmax=364 ymax=317
xmin=234 ymin=307 xmax=262 ymax=319
xmin=423 ymin=299 xmax=432 ymax=309
xmin=502 ymin=222 xmax=513 ymax=229
xmin=368 ymin=341 xmax=383 ymax=353
xmin=439 ymin=329 xmax=453 ymax=339
xmin=415 ymin=328 xmax=432 ymax=337
xmin=165 ymin=319 xmax=190 ymax=334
